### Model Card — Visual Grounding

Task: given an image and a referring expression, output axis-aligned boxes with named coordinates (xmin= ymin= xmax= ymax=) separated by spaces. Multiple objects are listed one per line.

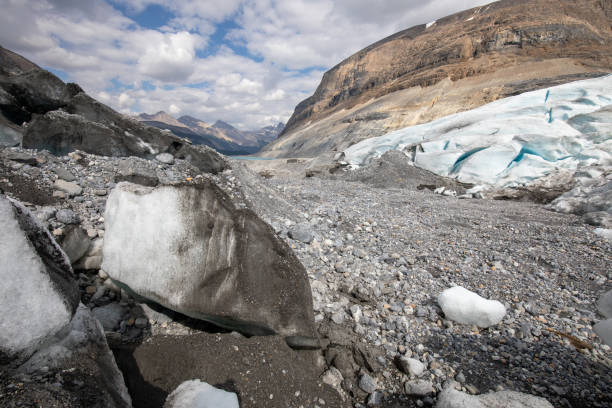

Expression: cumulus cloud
xmin=1 ymin=0 xmax=490 ymax=129
xmin=138 ymin=31 xmax=203 ymax=82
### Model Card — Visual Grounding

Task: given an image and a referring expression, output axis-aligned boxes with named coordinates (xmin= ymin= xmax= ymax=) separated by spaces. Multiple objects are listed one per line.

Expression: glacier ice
xmin=164 ymin=380 xmax=239 ymax=408
xmin=344 ymin=75 xmax=612 ymax=188
xmin=437 ymin=286 xmax=506 ymax=328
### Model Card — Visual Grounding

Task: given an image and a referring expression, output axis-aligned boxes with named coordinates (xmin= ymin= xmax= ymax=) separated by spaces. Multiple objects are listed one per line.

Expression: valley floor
xmin=1 ymin=147 xmax=609 ymax=407
xmin=234 ymin=158 xmax=612 ymax=407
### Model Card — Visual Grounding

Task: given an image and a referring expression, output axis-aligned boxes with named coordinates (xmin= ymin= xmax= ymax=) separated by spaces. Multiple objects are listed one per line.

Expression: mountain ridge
xmin=137 ymin=111 xmax=283 ymax=155
xmin=261 ymin=0 xmax=612 ymax=158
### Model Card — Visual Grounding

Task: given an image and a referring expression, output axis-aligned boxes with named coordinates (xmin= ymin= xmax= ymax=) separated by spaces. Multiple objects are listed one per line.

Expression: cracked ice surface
xmin=344 ymin=75 xmax=612 ymax=188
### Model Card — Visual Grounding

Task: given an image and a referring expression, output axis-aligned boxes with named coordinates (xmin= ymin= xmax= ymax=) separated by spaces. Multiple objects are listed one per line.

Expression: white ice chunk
xmin=437 ymin=286 xmax=506 ymax=328
xmin=594 ymin=228 xmax=612 ymax=241
xmin=436 ymin=387 xmax=553 ymax=408
xmin=0 ymin=197 xmax=73 ymax=358
xmin=164 ymin=380 xmax=239 ymax=408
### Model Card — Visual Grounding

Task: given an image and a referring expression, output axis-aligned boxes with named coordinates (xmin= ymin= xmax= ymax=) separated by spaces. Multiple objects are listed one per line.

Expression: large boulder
xmin=102 ymin=182 xmax=317 ymax=346
xmin=22 ymin=109 xmax=227 ymax=173
xmin=0 ymin=195 xmax=79 ymax=365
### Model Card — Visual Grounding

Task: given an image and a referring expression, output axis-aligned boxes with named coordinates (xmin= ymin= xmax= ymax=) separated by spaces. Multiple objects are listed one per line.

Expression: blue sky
xmin=0 ymin=0 xmax=490 ymax=129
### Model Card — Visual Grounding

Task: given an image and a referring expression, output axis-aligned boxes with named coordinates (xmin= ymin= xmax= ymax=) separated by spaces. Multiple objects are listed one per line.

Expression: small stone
xmin=55 ymin=209 xmax=79 ymax=224
xmin=36 ymin=207 xmax=56 ymax=222
xmin=331 ymin=312 xmax=345 ymax=325
xmin=321 ymin=367 xmax=343 ymax=390
xmin=54 ymin=179 xmax=83 ymax=196
xmin=94 ymin=189 xmax=107 ymax=196
xmin=60 ymin=226 xmax=90 ymax=263
xmin=288 ymin=225 xmax=314 ymax=244
xmin=155 ymin=153 xmax=175 ymax=164
xmin=85 ymin=285 xmax=97 ymax=294
xmin=53 ymin=167 xmax=76 ymax=182
xmin=404 ymin=380 xmax=433 ymax=396
xmin=350 ymin=305 xmax=362 ymax=322
xmin=399 ymin=357 xmax=425 ymax=377
xmin=359 ymin=373 xmax=378 ymax=394
xmin=367 ymin=391 xmax=384 ymax=406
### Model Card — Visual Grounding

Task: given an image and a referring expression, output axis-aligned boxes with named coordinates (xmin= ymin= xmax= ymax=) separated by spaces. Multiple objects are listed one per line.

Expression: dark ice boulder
xmin=102 ymin=182 xmax=317 ymax=346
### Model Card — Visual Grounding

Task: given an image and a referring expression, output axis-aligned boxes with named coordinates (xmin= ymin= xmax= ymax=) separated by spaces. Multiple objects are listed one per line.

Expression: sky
xmin=0 ymin=0 xmax=491 ymax=130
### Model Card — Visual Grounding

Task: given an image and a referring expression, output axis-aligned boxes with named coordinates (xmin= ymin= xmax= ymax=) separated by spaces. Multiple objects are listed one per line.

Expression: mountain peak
xmin=212 ymin=120 xmax=237 ymax=131
xmin=138 ymin=111 xmax=184 ymax=128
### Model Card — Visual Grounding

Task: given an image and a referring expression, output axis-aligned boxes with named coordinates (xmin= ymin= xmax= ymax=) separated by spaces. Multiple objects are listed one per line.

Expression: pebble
xmin=399 ymin=357 xmax=425 ymax=377
xmin=54 ymin=179 xmax=83 ymax=196
xmin=55 ymin=209 xmax=79 ymax=224
xmin=359 ymin=374 xmax=377 ymax=394
xmin=404 ymin=380 xmax=433 ymax=396
xmin=155 ymin=153 xmax=175 ymax=165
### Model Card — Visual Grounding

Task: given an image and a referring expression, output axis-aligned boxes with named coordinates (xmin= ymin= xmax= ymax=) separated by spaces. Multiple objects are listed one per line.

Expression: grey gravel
xmin=55 ymin=208 xmax=79 ymax=224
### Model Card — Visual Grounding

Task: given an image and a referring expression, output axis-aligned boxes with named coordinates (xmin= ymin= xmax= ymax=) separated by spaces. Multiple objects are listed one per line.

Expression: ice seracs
xmin=343 ymin=75 xmax=612 ymax=189
xmin=437 ymin=286 xmax=506 ymax=328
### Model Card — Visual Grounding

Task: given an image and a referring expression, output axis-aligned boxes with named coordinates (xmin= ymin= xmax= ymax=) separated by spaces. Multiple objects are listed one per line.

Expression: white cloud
xmin=1 ymin=0 xmax=491 ymax=129
xmin=118 ymin=92 xmax=133 ymax=107
xmin=263 ymin=89 xmax=285 ymax=101
xmin=168 ymin=103 xmax=181 ymax=115
xmin=138 ymin=31 xmax=203 ymax=82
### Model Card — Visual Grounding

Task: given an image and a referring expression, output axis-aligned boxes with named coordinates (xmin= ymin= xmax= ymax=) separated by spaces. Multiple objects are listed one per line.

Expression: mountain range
xmin=138 ymin=111 xmax=283 ymax=155
xmin=260 ymin=0 xmax=612 ymax=158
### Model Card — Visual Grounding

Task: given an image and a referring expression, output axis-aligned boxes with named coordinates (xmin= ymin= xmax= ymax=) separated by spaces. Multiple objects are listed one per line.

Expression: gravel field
xmin=235 ymin=158 xmax=612 ymax=407
xmin=1 ymin=147 xmax=610 ymax=407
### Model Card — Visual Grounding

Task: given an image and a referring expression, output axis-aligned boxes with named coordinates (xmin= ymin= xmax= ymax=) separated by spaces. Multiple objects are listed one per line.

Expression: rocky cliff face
xmin=262 ymin=0 xmax=612 ymax=158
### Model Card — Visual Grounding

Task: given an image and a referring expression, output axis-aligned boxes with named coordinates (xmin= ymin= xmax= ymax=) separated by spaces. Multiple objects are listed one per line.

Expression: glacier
xmin=343 ymin=75 xmax=612 ymax=188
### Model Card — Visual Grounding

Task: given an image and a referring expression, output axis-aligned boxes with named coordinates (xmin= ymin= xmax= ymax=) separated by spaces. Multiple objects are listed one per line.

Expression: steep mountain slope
xmin=139 ymin=112 xmax=283 ymax=155
xmin=0 ymin=46 xmax=225 ymax=173
xmin=261 ymin=0 xmax=612 ymax=158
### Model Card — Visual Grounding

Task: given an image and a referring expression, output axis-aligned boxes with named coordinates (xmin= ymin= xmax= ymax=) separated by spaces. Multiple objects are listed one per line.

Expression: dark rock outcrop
xmin=0 ymin=46 xmax=227 ymax=173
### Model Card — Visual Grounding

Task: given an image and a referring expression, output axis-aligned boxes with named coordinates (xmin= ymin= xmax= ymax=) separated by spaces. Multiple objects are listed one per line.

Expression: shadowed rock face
xmin=102 ymin=182 xmax=317 ymax=345
xmin=263 ymin=0 xmax=612 ymax=158
xmin=0 ymin=46 xmax=227 ymax=173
